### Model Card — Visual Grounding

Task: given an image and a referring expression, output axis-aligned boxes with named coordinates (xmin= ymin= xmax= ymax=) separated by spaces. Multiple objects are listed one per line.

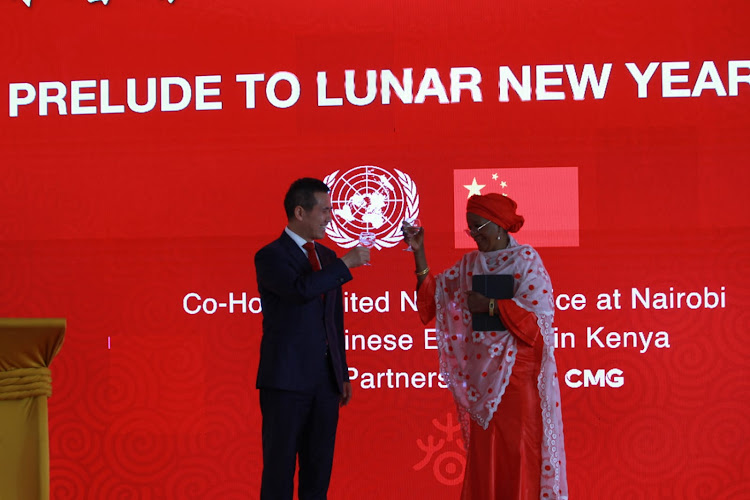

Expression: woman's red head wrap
xmin=466 ymin=193 xmax=525 ymax=233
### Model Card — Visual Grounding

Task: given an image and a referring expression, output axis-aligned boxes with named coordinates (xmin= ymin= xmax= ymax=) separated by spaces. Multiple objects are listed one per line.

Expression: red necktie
xmin=303 ymin=242 xmax=321 ymax=271
xmin=303 ymin=242 xmax=326 ymax=304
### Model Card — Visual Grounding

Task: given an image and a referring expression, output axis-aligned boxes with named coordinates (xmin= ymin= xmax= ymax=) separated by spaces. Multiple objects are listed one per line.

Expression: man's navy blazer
xmin=255 ymin=231 xmax=352 ymax=394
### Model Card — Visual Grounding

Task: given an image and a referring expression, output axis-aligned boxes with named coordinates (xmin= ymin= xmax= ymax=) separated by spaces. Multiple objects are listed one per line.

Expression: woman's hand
xmin=403 ymin=222 xmax=429 ymax=288
xmin=466 ymin=290 xmax=491 ymax=314
xmin=402 ymin=223 xmax=425 ymax=253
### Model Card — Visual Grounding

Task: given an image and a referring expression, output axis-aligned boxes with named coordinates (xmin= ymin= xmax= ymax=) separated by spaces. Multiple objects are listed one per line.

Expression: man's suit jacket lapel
xmin=278 ymin=230 xmax=311 ymax=271
xmin=279 ymin=232 xmax=334 ymax=305
xmin=278 ymin=233 xmax=345 ymax=390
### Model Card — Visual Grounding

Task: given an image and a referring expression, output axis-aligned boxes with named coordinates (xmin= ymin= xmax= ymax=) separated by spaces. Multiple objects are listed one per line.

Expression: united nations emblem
xmin=324 ymin=166 xmax=420 ymax=249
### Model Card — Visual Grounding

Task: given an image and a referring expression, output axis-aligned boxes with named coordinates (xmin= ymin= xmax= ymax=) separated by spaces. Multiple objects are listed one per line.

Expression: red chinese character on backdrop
xmin=413 ymin=413 xmax=466 ymax=486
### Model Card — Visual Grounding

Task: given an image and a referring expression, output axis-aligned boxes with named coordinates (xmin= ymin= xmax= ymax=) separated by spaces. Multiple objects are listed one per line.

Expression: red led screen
xmin=1 ymin=1 xmax=748 ymax=498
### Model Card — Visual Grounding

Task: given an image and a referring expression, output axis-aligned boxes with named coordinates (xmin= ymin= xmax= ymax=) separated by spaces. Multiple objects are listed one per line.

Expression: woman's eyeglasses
xmin=464 ymin=220 xmax=493 ymax=237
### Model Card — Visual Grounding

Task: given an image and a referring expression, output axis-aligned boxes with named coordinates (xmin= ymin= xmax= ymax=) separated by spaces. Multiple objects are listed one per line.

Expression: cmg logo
xmin=564 ymin=368 xmax=624 ymax=388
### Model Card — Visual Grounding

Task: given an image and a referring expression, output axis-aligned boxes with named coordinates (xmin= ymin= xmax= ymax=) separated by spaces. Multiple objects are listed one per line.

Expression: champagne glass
xmin=402 ymin=218 xmax=422 ymax=252
xmin=359 ymin=231 xmax=376 ymax=265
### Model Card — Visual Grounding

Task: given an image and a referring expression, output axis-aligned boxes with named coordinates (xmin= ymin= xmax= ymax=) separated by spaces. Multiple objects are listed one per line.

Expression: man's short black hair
xmin=284 ymin=178 xmax=330 ymax=218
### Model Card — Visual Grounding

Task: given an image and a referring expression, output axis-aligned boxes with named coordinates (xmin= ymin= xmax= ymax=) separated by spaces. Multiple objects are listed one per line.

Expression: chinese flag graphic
xmin=454 ymin=167 xmax=579 ymax=248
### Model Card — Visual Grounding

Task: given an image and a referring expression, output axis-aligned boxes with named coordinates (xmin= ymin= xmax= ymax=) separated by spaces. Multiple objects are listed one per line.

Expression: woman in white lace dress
xmin=405 ymin=193 xmax=568 ymax=500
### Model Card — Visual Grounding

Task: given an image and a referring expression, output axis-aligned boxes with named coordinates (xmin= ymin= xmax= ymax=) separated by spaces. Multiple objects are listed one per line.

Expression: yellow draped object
xmin=0 ymin=318 xmax=66 ymax=500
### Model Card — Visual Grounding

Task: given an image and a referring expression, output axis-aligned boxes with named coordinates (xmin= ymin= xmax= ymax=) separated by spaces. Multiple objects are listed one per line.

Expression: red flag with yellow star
xmin=454 ymin=167 xmax=579 ymax=248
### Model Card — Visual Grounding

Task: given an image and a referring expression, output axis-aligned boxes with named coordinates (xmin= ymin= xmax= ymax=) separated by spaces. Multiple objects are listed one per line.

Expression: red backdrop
xmin=1 ymin=1 xmax=749 ymax=498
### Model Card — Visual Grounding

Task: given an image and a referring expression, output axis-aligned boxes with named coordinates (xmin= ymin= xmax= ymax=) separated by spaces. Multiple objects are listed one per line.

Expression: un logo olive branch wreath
xmin=324 ymin=167 xmax=420 ymax=250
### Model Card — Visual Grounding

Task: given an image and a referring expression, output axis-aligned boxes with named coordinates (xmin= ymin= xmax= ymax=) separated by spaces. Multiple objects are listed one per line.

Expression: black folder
xmin=472 ymin=274 xmax=514 ymax=331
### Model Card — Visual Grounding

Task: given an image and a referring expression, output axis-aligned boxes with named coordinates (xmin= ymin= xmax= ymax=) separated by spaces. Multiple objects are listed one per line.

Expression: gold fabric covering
xmin=0 ymin=319 xmax=65 ymax=500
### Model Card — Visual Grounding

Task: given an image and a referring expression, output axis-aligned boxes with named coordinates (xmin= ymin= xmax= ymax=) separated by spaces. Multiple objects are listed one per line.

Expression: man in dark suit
xmin=255 ymin=178 xmax=369 ymax=500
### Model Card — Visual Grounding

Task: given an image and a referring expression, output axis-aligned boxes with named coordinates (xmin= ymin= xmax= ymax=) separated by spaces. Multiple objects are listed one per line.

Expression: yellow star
xmin=500 ymin=181 xmax=507 ymax=188
xmin=463 ymin=177 xmax=485 ymax=198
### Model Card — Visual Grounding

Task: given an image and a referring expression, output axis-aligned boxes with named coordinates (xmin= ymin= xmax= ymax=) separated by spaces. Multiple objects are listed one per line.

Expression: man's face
xmin=299 ymin=191 xmax=332 ymax=241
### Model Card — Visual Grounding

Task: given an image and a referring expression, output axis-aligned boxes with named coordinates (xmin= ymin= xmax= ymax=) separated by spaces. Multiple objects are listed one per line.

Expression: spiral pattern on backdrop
xmin=717 ymin=308 xmax=750 ymax=367
xmin=557 ymin=402 xmax=596 ymax=464
xmin=102 ymin=410 xmax=177 ymax=484
xmin=223 ymin=438 xmax=260 ymax=480
xmin=175 ymin=405 xmax=247 ymax=457
xmin=660 ymin=336 xmax=725 ymax=412
xmin=688 ymin=403 xmax=749 ymax=462
xmin=51 ymin=418 xmax=101 ymax=465
xmin=613 ymin=408 xmax=686 ymax=482
xmin=671 ymin=458 xmax=737 ymax=499
xmin=164 ymin=457 xmax=225 ymax=500
xmin=204 ymin=320 xmax=258 ymax=364
xmin=86 ymin=471 xmax=156 ymax=500
xmin=206 ymin=382 xmax=253 ymax=421
xmin=48 ymin=352 xmax=88 ymax=416
xmin=49 ymin=459 xmax=90 ymax=500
